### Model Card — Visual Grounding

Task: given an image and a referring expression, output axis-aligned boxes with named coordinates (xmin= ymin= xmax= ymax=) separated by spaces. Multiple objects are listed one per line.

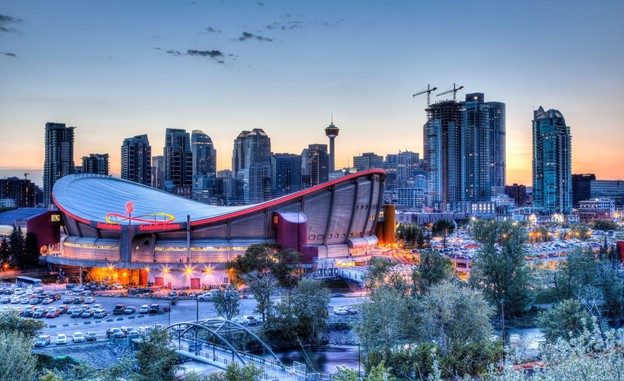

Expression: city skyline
xmin=1 ymin=1 xmax=623 ymax=187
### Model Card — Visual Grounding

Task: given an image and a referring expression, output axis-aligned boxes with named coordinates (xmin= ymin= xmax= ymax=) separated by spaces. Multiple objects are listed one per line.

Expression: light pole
xmin=196 ymin=297 xmax=199 ymax=322
xmin=358 ymin=343 xmax=361 ymax=381
xmin=168 ymin=301 xmax=171 ymax=326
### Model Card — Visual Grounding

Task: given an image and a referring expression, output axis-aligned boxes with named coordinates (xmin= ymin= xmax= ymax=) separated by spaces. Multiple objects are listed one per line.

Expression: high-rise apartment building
xmin=163 ymin=128 xmax=193 ymax=195
xmin=532 ymin=106 xmax=572 ymax=214
xmin=424 ymin=93 xmax=505 ymax=211
xmin=232 ymin=129 xmax=271 ymax=204
xmin=424 ymin=100 xmax=463 ymax=210
xmin=353 ymin=152 xmax=384 ymax=172
xmin=81 ymin=153 xmax=109 ymax=175
xmin=43 ymin=122 xmax=75 ymax=206
xmin=572 ymin=174 xmax=596 ymax=207
xmin=121 ymin=134 xmax=152 ymax=186
xmin=306 ymin=144 xmax=329 ymax=187
xmin=151 ymin=155 xmax=164 ymax=189
xmin=271 ymin=153 xmax=302 ymax=197
xmin=0 ymin=177 xmax=39 ymax=207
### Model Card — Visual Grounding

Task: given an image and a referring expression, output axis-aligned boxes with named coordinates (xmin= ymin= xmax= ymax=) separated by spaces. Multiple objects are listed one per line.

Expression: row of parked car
xmin=34 ymin=331 xmax=98 ymax=347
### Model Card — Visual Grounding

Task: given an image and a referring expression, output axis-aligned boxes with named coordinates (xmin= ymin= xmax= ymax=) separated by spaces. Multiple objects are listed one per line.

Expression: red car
xmin=46 ymin=308 xmax=60 ymax=318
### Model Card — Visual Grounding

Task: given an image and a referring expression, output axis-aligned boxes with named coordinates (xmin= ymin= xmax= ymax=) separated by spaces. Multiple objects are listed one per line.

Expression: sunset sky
xmin=1 ymin=0 xmax=622 ymax=187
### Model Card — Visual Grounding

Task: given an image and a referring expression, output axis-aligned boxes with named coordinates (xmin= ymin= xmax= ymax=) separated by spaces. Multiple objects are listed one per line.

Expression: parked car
xmin=42 ymin=298 xmax=54 ymax=305
xmin=56 ymin=333 xmax=67 ymax=345
xmin=197 ymin=293 xmax=212 ymax=302
xmin=81 ymin=309 xmax=94 ymax=318
xmin=106 ymin=328 xmax=125 ymax=338
xmin=72 ymin=332 xmax=86 ymax=343
xmin=139 ymin=304 xmax=149 ymax=314
xmin=62 ymin=297 xmax=74 ymax=304
xmin=46 ymin=308 xmax=60 ymax=318
xmin=84 ymin=297 xmax=96 ymax=304
xmin=93 ymin=309 xmax=107 ymax=318
xmin=126 ymin=328 xmax=139 ymax=338
xmin=32 ymin=308 xmax=47 ymax=318
xmin=73 ymin=296 xmax=85 ymax=304
xmin=148 ymin=304 xmax=159 ymax=314
xmin=85 ymin=331 xmax=97 ymax=342
xmin=333 ymin=307 xmax=349 ymax=316
xmin=112 ymin=304 xmax=126 ymax=315
xmin=123 ymin=306 xmax=136 ymax=314
xmin=34 ymin=335 xmax=51 ymax=347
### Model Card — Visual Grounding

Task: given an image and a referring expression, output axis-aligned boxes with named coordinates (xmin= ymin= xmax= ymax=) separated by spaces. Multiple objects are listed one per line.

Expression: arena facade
xmin=47 ymin=170 xmax=387 ymax=288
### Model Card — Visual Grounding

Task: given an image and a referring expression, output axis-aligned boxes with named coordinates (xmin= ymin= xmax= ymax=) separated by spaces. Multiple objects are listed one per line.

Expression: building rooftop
xmin=0 ymin=208 xmax=49 ymax=226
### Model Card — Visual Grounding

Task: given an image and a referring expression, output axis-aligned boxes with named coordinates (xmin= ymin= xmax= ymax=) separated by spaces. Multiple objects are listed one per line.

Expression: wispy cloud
xmin=266 ymin=17 xmax=345 ymax=32
xmin=155 ymin=47 xmax=230 ymax=64
xmin=206 ymin=26 xmax=221 ymax=34
xmin=238 ymin=31 xmax=272 ymax=42
xmin=1 ymin=52 xmax=17 ymax=57
xmin=0 ymin=14 xmax=23 ymax=33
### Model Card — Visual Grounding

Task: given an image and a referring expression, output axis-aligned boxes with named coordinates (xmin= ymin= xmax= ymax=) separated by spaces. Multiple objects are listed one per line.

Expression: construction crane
xmin=412 ymin=84 xmax=437 ymax=106
xmin=436 ymin=83 xmax=464 ymax=101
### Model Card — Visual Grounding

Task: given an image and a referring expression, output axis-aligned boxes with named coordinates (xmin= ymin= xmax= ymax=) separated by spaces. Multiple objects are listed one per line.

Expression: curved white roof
xmin=52 ymin=175 xmax=250 ymax=225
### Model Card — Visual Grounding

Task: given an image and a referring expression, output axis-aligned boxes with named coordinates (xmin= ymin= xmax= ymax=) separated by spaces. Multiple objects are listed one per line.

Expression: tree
xmin=432 ymin=219 xmax=454 ymax=237
xmin=469 ymin=220 xmax=534 ymax=317
xmin=213 ymin=286 xmax=241 ymax=320
xmin=9 ymin=225 xmax=24 ymax=268
xmin=364 ymin=257 xmax=409 ymax=294
xmin=133 ymin=328 xmax=180 ymax=381
xmin=271 ymin=278 xmax=331 ymax=344
xmin=591 ymin=219 xmax=618 ymax=232
xmin=412 ymin=250 xmax=454 ymax=295
xmin=396 ymin=223 xmax=427 ymax=249
xmin=243 ymin=271 xmax=277 ymax=323
xmin=227 ymin=244 xmax=301 ymax=290
xmin=365 ymin=361 xmax=396 ymax=381
xmin=356 ymin=286 xmax=423 ymax=356
xmin=333 ymin=366 xmax=358 ymax=381
xmin=23 ymin=232 xmax=41 ymax=269
xmin=0 ymin=332 xmax=37 ymax=381
xmin=0 ymin=310 xmax=45 ymax=339
xmin=537 ymin=299 xmax=593 ymax=342
xmin=207 ymin=362 xmax=263 ymax=381
xmin=424 ymin=282 xmax=494 ymax=356
xmin=0 ymin=237 xmax=10 ymax=265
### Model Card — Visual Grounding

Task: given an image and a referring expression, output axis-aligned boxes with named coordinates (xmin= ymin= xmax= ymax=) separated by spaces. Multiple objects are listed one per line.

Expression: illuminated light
xmin=139 ymin=223 xmax=182 ymax=232
xmin=185 ymin=266 xmax=193 ymax=275
xmin=144 ymin=266 xmax=150 ymax=273
xmin=97 ymin=222 xmax=122 ymax=231
xmin=163 ymin=267 xmax=170 ymax=274
xmin=122 ymin=272 xmax=127 ymax=277
xmin=108 ymin=264 xmax=114 ymax=271
xmin=204 ymin=267 xmax=213 ymax=274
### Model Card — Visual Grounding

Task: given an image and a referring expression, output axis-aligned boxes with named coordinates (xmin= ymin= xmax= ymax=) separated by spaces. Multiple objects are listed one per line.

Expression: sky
xmin=1 ymin=0 xmax=623 ymax=188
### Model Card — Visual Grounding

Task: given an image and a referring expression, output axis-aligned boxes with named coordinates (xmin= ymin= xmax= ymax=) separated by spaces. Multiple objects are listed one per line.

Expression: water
xmin=269 ymin=345 xmax=361 ymax=374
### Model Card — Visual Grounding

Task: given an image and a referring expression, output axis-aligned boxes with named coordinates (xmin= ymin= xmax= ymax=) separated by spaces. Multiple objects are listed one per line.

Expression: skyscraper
xmin=353 ymin=152 xmax=384 ymax=172
xmin=271 ymin=153 xmax=302 ymax=197
xmin=43 ymin=122 xmax=75 ymax=206
xmin=191 ymin=130 xmax=217 ymax=202
xmin=81 ymin=153 xmax=109 ymax=175
xmin=163 ymin=128 xmax=193 ymax=196
xmin=232 ymin=129 xmax=271 ymax=204
xmin=307 ymin=144 xmax=329 ymax=187
xmin=324 ymin=120 xmax=340 ymax=173
xmin=192 ymin=130 xmax=217 ymax=178
xmin=121 ymin=134 xmax=152 ymax=186
xmin=424 ymin=100 xmax=462 ymax=210
xmin=532 ymin=106 xmax=572 ymax=214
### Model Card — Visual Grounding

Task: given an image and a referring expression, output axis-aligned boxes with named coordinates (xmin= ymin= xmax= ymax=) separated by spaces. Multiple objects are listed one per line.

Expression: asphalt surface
xmin=22 ymin=286 xmax=362 ymax=346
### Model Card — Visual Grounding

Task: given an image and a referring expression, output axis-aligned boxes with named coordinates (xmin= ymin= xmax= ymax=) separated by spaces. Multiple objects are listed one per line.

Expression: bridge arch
xmin=166 ymin=319 xmax=283 ymax=368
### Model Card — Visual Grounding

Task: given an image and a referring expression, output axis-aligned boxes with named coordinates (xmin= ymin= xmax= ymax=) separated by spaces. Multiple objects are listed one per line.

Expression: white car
xmin=56 ymin=333 xmax=67 ymax=345
xmin=139 ymin=304 xmax=149 ymax=314
xmin=72 ymin=332 xmax=85 ymax=343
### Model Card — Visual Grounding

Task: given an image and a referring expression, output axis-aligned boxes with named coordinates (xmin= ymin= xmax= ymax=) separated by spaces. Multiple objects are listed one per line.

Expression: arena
xmin=47 ymin=170 xmax=387 ymax=288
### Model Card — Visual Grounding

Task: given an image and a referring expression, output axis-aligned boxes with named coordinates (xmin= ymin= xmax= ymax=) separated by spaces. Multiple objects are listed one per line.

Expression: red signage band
xmin=139 ymin=223 xmax=182 ymax=232
xmin=97 ymin=223 xmax=122 ymax=231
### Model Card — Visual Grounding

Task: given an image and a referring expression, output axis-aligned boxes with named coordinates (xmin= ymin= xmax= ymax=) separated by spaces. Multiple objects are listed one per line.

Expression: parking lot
xmin=1 ymin=282 xmax=361 ymax=347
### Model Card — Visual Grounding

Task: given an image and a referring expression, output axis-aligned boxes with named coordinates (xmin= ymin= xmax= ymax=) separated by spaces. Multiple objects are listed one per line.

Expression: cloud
xmin=238 ymin=31 xmax=272 ymax=42
xmin=257 ymin=2 xmax=265 ymax=6
xmin=155 ymin=47 xmax=232 ymax=64
xmin=187 ymin=49 xmax=223 ymax=58
xmin=266 ymin=21 xmax=304 ymax=31
xmin=2 ymin=52 xmax=16 ymax=57
xmin=0 ymin=14 xmax=23 ymax=33
xmin=206 ymin=26 xmax=221 ymax=33
xmin=166 ymin=49 xmax=182 ymax=56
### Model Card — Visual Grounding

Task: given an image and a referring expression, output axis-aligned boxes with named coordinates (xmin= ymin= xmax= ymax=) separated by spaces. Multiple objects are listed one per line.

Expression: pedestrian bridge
xmin=166 ymin=319 xmax=323 ymax=380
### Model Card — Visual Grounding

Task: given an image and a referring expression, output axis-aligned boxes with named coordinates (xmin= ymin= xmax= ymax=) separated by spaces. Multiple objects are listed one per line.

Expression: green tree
xmin=133 ymin=328 xmax=180 ymax=381
xmin=0 ymin=310 xmax=45 ymax=339
xmin=432 ymin=219 xmax=455 ymax=237
xmin=227 ymin=244 xmax=301 ymax=289
xmin=537 ymin=299 xmax=593 ymax=342
xmin=412 ymin=250 xmax=454 ymax=295
xmin=592 ymin=219 xmax=618 ymax=232
xmin=9 ymin=225 xmax=24 ymax=268
xmin=396 ymin=223 xmax=427 ymax=249
xmin=425 ymin=281 xmax=494 ymax=356
xmin=356 ymin=286 xmax=423 ymax=357
xmin=213 ymin=286 xmax=241 ymax=320
xmin=0 ymin=332 xmax=38 ymax=381
xmin=366 ymin=361 xmax=396 ymax=381
xmin=271 ymin=278 xmax=331 ymax=344
xmin=207 ymin=362 xmax=263 ymax=381
xmin=333 ymin=366 xmax=358 ymax=381
xmin=0 ymin=237 xmax=10 ymax=265
xmin=469 ymin=220 xmax=534 ymax=317
xmin=243 ymin=271 xmax=277 ymax=323
xmin=23 ymin=232 xmax=41 ymax=269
